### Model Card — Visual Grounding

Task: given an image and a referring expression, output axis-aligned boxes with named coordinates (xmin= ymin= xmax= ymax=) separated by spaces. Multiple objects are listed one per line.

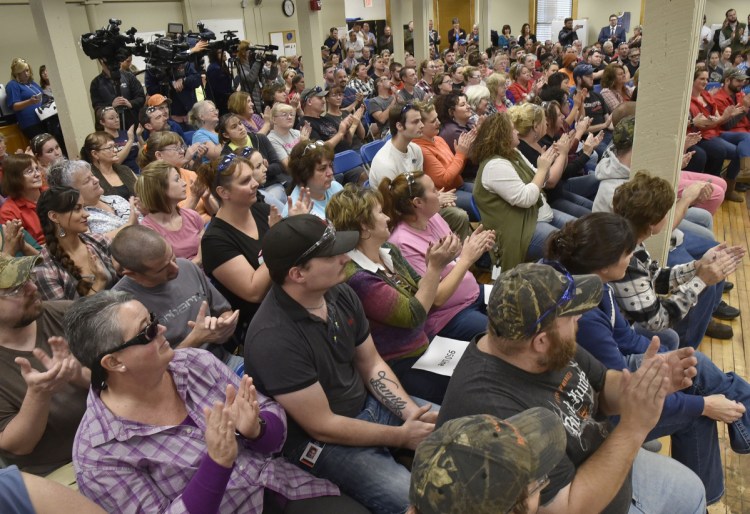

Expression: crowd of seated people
xmin=1 ymin=8 xmax=750 ymax=514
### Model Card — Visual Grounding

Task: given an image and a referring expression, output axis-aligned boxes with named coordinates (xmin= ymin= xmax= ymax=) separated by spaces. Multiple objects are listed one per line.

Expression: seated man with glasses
xmin=139 ymin=94 xmax=186 ymax=142
xmin=437 ymin=262 xmax=708 ymax=514
xmin=245 ymin=214 xmax=439 ymax=514
xmin=67 ymin=290 xmax=366 ymax=513
xmin=0 ymin=254 xmax=88 ymax=479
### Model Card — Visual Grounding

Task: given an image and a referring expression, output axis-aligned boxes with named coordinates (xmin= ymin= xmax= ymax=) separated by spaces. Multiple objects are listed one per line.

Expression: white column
xmin=29 ymin=0 xmax=94 ymax=155
xmin=296 ymin=0 xmax=324 ymax=87
xmin=629 ymin=0 xmax=706 ymax=261
xmin=412 ymin=0 xmax=429 ymax=63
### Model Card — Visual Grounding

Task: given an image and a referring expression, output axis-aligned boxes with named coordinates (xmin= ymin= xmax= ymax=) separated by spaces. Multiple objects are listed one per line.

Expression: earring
xmin=57 ymin=224 xmax=66 ymax=238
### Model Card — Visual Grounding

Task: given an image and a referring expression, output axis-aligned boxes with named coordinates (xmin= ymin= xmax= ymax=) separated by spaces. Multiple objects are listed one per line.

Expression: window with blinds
xmin=535 ymin=0 xmax=572 ymax=41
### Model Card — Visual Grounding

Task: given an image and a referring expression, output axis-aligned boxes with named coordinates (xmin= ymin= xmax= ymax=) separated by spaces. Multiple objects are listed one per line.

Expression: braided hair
xmin=37 ymin=186 xmax=94 ymax=297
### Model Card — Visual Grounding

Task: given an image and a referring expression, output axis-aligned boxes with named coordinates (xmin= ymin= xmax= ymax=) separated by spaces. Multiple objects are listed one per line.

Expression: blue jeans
xmin=684 ymin=144 xmax=708 ymax=173
xmin=284 ymin=395 xmax=435 ymax=514
xmin=632 ymin=326 xmax=679 ymax=351
xmin=437 ymin=286 xmax=488 ymax=342
xmin=628 ymin=449 xmax=706 ymax=512
xmin=720 ymin=131 xmax=750 ymax=158
xmin=678 ymin=208 xmax=714 ymax=242
xmin=624 ymin=351 xmax=750 ymax=503
xmin=563 ymin=173 xmax=600 ymax=200
xmin=550 ymin=192 xmax=592 ymax=218
xmin=527 ymin=209 xmax=576 ymax=261
xmin=697 ymin=137 xmax=740 ymax=178
xmin=453 ymin=182 xmax=476 ymax=221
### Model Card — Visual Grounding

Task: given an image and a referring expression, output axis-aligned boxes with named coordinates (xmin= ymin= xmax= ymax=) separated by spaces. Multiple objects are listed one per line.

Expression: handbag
xmin=35 ymin=101 xmax=57 ymax=121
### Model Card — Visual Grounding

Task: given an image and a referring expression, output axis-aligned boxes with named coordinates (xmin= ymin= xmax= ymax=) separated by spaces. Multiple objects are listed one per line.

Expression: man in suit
xmin=598 ymin=14 xmax=627 ymax=46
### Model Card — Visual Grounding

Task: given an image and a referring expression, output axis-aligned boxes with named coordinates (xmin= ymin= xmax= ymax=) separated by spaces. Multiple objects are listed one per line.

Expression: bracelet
xmin=235 ymin=416 xmax=266 ymax=441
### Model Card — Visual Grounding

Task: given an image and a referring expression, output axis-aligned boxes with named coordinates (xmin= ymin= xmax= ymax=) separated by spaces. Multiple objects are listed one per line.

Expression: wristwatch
xmin=236 ymin=416 xmax=266 ymax=440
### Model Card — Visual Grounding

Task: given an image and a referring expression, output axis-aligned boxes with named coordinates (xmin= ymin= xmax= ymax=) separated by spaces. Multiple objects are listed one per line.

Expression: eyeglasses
xmin=526 ymin=260 xmax=576 ymax=336
xmin=293 ymin=222 xmax=336 ymax=266
xmin=302 ymin=86 xmax=323 ymax=102
xmin=146 ymin=106 xmax=159 ymax=114
xmin=97 ymin=145 xmax=118 ymax=152
xmin=163 ymin=144 xmax=187 ymax=154
xmin=0 ymin=278 xmax=32 ymax=297
xmin=302 ymin=140 xmax=326 ymax=156
xmin=274 ymin=111 xmax=295 ymax=118
xmin=91 ymin=312 xmax=160 ymax=389
xmin=23 ymin=166 xmax=40 ymax=177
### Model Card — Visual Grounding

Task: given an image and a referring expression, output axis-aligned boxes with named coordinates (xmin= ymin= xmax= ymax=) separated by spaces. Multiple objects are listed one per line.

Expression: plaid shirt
xmin=74 ymin=349 xmax=338 ymax=514
xmin=346 ymin=77 xmax=375 ymax=98
xmin=416 ymin=79 xmax=432 ymax=97
xmin=34 ymin=232 xmax=117 ymax=300
xmin=610 ymin=244 xmax=706 ymax=332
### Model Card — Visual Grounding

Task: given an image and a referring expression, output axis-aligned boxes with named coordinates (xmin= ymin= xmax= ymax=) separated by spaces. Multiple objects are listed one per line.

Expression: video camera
xmin=80 ymin=19 xmax=138 ymax=80
xmin=247 ymin=43 xmax=279 ymax=64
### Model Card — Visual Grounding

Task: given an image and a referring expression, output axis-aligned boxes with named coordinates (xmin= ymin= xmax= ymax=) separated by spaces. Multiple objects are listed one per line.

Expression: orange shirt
xmin=0 ymin=195 xmax=44 ymax=244
xmin=413 ymin=136 xmax=466 ymax=190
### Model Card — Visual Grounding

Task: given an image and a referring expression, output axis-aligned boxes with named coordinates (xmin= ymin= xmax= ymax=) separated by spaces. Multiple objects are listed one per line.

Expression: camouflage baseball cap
xmin=0 ymin=254 xmax=40 ymax=290
xmin=488 ymin=262 xmax=602 ymax=340
xmin=723 ymin=67 xmax=749 ymax=82
xmin=409 ymin=408 xmax=567 ymax=514
xmin=613 ymin=115 xmax=635 ymax=151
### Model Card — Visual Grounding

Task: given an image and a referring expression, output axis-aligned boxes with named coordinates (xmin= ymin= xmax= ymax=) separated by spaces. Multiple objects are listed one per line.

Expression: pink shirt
xmin=389 ymin=214 xmax=480 ymax=336
xmin=142 ymin=208 xmax=204 ymax=260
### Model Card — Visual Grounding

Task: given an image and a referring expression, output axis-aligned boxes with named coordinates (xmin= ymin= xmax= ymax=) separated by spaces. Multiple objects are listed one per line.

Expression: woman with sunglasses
xmin=0 ymin=154 xmax=46 ymax=244
xmin=35 ymin=186 xmax=118 ymax=300
xmin=379 ymin=172 xmax=494 ymax=343
xmin=283 ymin=139 xmax=343 ymax=219
xmin=216 ymin=114 xmax=290 ymax=209
xmin=47 ymin=159 xmax=138 ymax=238
xmin=200 ymin=152 xmax=309 ymax=340
xmin=136 ymin=161 xmax=204 ymax=264
xmin=138 ymin=131 xmax=214 ymax=222
xmin=81 ymin=132 xmax=137 ymax=200
xmin=545 ymin=212 xmax=750 ymax=504
xmin=66 ymin=292 xmax=364 ymax=514
xmin=96 ymin=106 xmax=139 ymax=174
xmin=29 ymin=133 xmax=62 ymax=186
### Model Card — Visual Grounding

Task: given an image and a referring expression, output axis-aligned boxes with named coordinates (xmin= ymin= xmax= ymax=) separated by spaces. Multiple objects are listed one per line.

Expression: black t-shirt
xmin=583 ymin=91 xmax=610 ymax=127
xmin=305 ymin=114 xmax=351 ymax=154
xmin=438 ymin=339 xmax=632 ymax=513
xmin=201 ymin=203 xmax=271 ymax=335
xmin=244 ymin=283 xmax=370 ymax=451
xmin=625 ymin=61 xmax=639 ymax=78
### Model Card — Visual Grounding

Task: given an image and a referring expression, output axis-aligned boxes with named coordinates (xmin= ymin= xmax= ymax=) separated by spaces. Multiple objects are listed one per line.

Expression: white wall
xmin=345 ymin=0 xmax=386 ymax=21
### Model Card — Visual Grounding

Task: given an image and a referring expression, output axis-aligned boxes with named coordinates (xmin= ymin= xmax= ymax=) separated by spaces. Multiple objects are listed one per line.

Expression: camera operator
xmin=235 ymin=41 xmax=278 ymax=121
xmin=145 ymin=40 xmax=208 ymax=130
xmin=90 ymin=57 xmax=145 ymax=130
xmin=206 ymin=49 xmax=233 ymax=115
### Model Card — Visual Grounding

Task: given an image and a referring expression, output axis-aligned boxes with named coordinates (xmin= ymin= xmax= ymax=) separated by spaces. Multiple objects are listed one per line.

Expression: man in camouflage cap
xmin=409 ymin=407 xmax=566 ymax=514
xmin=438 ymin=262 xmax=706 ymax=514
xmin=0 ymin=254 xmax=88 ymax=477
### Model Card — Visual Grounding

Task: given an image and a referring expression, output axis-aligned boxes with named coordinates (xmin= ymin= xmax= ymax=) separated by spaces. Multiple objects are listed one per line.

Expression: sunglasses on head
xmin=526 ymin=260 xmax=576 ymax=336
xmin=293 ymin=222 xmax=336 ymax=266
xmin=302 ymin=140 xmax=326 ymax=156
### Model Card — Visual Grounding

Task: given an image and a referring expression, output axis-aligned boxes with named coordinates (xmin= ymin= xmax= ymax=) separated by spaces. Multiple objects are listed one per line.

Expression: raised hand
xmin=1 ymin=219 xmax=25 ymax=256
xmin=426 ymin=234 xmax=461 ymax=269
xmin=225 ymin=375 xmax=263 ymax=439
xmin=186 ymin=301 xmax=239 ymax=345
xmin=460 ymin=224 xmax=496 ymax=264
xmin=287 ymin=187 xmax=314 ymax=217
xmin=437 ymin=188 xmax=457 ymax=207
xmin=268 ymin=205 xmax=283 ymax=227
xmin=204 ymin=401 xmax=238 ymax=468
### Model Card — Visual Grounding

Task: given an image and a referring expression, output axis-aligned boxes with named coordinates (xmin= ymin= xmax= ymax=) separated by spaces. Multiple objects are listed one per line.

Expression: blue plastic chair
xmin=333 ymin=150 xmax=364 ymax=177
xmin=182 ymin=130 xmax=195 ymax=145
xmin=593 ymin=84 xmax=602 ymax=94
xmin=706 ymin=82 xmax=721 ymax=93
xmin=470 ymin=195 xmax=481 ymax=222
xmin=744 ymin=85 xmax=750 ymax=95
xmin=360 ymin=139 xmax=386 ymax=168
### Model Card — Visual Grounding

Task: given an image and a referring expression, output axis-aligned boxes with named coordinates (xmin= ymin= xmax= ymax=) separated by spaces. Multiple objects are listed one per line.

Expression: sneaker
xmin=713 ymin=300 xmax=740 ymax=320
xmin=642 ymin=440 xmax=663 ymax=453
xmin=724 ymin=281 xmax=734 ymax=293
xmin=705 ymin=320 xmax=733 ymax=340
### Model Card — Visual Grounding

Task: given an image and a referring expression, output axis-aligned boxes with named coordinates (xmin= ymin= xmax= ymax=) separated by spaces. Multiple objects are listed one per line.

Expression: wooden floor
xmin=703 ymin=196 xmax=750 ymax=513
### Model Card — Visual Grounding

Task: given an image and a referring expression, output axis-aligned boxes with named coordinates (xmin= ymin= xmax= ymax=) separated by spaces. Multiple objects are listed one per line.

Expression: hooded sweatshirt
xmin=592 ymin=147 xmax=628 ymax=213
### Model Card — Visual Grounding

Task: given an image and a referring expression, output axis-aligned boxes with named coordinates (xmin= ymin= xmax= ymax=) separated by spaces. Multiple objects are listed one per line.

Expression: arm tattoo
xmin=370 ymin=370 xmax=408 ymax=418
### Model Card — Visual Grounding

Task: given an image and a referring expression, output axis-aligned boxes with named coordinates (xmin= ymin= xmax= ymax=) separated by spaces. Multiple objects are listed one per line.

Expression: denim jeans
xmin=720 ymin=131 xmax=750 ymax=158
xmin=453 ymin=182 xmax=477 ymax=221
xmin=550 ymin=193 xmax=592 ymax=218
xmin=624 ymin=350 xmax=750 ymax=504
xmin=527 ymin=209 xmax=577 ymax=261
xmin=283 ymin=395 xmax=436 ymax=514
xmin=697 ymin=137 xmax=740 ymax=178
xmin=632 ymin=326 xmax=679 ymax=351
xmin=628 ymin=449 xmax=706 ymax=512
xmin=437 ymin=286 xmax=488 ymax=342
xmin=563 ymin=173 xmax=600 ymax=201
xmin=684 ymin=144 xmax=708 ymax=173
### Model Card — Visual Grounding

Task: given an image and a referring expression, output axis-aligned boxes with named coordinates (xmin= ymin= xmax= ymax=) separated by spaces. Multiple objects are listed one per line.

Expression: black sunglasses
xmin=91 ymin=313 xmax=160 ymax=390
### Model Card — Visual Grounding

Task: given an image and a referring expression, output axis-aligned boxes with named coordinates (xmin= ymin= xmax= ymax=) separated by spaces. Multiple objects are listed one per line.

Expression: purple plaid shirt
xmin=73 ymin=348 xmax=338 ymax=513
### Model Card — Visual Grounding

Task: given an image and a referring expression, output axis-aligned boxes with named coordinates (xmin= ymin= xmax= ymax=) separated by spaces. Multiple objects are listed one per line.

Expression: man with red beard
xmin=437 ymin=262 xmax=707 ymax=514
xmin=0 ymin=253 xmax=88 ymax=477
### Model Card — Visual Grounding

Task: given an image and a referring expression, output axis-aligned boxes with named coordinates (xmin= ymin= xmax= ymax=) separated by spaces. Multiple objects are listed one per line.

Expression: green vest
xmin=474 ymin=152 xmax=542 ymax=272
xmin=721 ymin=23 xmax=747 ymax=55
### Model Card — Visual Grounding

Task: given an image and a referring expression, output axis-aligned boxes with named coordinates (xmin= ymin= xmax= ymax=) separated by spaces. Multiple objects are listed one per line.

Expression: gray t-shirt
xmin=367 ymin=95 xmax=393 ymax=131
xmin=113 ymin=258 xmax=231 ymax=347
xmin=267 ymin=129 xmax=301 ymax=162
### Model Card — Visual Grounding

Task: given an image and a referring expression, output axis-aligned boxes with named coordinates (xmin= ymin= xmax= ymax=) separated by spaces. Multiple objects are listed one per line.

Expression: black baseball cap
xmin=261 ymin=214 xmax=358 ymax=277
